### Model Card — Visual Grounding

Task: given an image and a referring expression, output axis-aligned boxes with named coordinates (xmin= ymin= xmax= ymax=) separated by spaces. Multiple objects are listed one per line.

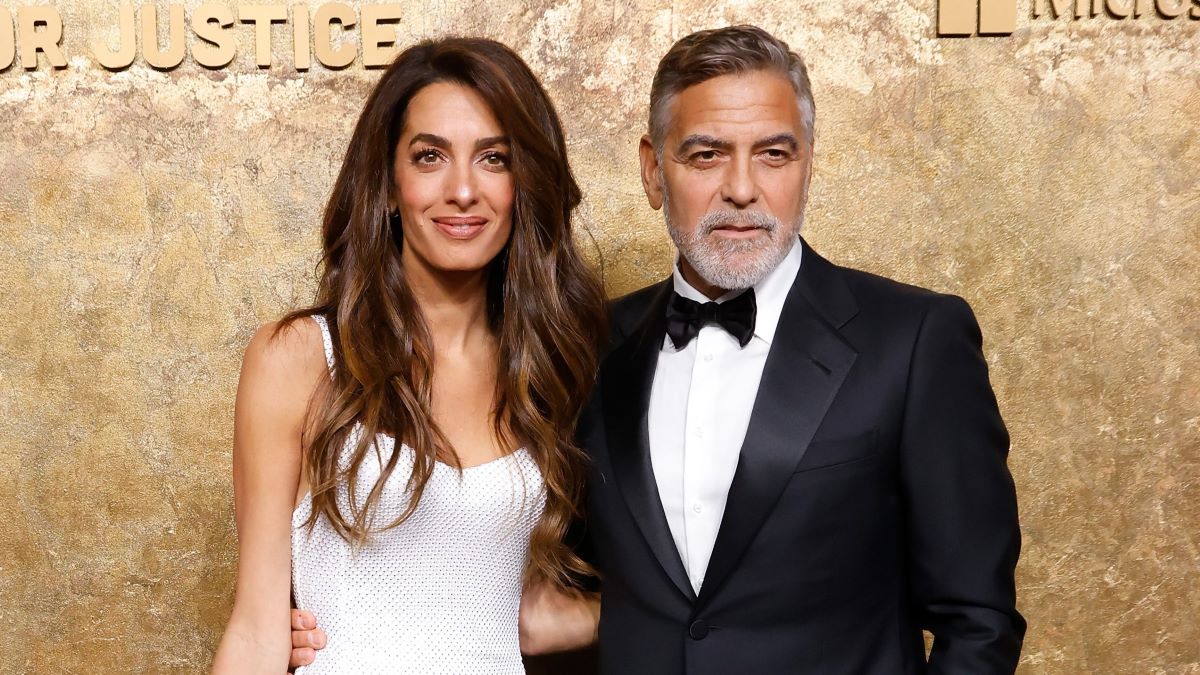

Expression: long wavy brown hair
xmin=279 ymin=37 xmax=606 ymax=587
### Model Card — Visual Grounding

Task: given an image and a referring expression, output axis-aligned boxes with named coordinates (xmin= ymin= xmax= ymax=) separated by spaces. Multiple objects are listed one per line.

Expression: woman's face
xmin=392 ymin=82 xmax=515 ymax=277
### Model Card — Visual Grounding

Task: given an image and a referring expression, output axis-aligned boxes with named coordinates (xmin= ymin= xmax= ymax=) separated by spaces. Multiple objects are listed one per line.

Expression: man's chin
xmin=689 ymin=244 xmax=789 ymax=289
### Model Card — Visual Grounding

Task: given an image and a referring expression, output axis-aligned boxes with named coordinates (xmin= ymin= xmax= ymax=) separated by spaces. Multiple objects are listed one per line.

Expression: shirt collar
xmin=669 ymin=237 xmax=803 ymax=347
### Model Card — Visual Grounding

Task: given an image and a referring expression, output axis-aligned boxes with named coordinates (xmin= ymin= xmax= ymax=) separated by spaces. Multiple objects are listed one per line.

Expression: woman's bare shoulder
xmin=239 ymin=316 xmax=329 ymax=409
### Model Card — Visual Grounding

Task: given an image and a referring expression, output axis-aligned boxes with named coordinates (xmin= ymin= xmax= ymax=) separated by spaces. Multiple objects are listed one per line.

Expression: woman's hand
xmin=289 ymin=608 xmax=327 ymax=669
xmin=519 ymin=579 xmax=600 ymax=655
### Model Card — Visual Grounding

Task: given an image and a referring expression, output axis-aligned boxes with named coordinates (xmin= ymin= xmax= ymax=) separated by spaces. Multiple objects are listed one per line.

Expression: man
xmin=289 ymin=25 xmax=1025 ymax=673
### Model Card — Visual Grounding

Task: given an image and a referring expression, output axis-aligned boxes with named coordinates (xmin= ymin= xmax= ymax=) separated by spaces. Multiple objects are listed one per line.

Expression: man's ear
xmin=799 ymin=140 xmax=814 ymax=208
xmin=639 ymin=135 xmax=663 ymax=211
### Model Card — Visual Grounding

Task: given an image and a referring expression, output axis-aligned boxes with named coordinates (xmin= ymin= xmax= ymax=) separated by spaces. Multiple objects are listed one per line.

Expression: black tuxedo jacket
xmin=577 ymin=239 xmax=1025 ymax=674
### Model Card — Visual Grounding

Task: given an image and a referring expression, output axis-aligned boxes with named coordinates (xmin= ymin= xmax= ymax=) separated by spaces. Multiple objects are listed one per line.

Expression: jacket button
xmin=688 ymin=620 xmax=709 ymax=640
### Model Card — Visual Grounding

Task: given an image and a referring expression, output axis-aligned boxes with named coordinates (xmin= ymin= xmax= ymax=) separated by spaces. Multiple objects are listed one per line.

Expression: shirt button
xmin=694 ymin=427 xmax=704 ymax=438
xmin=702 ymin=353 xmax=714 ymax=362
xmin=692 ymin=503 xmax=703 ymax=514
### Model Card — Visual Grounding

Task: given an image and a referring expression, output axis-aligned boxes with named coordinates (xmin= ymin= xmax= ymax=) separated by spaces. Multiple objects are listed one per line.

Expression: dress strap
xmin=311 ymin=314 xmax=336 ymax=374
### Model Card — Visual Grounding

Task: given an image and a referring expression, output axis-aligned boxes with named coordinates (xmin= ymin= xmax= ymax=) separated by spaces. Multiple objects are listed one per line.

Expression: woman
xmin=212 ymin=37 xmax=604 ymax=674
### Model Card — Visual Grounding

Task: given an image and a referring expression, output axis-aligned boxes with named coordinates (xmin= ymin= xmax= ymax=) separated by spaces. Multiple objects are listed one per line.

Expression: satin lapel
xmin=695 ymin=248 xmax=858 ymax=608
xmin=602 ymin=281 xmax=696 ymax=601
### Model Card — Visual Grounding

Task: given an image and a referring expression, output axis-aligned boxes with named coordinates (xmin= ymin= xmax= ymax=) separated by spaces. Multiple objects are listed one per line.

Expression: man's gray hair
xmin=649 ymin=25 xmax=815 ymax=156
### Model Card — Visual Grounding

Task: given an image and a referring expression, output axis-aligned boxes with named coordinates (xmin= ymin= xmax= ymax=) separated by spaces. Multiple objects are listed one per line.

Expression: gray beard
xmin=662 ymin=188 xmax=802 ymax=291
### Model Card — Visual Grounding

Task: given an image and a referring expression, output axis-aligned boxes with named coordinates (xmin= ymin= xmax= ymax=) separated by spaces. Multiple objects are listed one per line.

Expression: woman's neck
xmin=405 ymin=260 xmax=494 ymax=355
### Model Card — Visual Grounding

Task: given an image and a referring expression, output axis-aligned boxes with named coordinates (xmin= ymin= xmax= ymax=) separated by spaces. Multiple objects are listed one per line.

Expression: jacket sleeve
xmin=900 ymin=294 xmax=1026 ymax=673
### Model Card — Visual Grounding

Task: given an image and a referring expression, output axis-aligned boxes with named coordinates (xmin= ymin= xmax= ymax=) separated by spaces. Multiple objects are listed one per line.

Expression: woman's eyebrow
xmin=474 ymin=135 xmax=510 ymax=151
xmin=408 ymin=132 xmax=451 ymax=148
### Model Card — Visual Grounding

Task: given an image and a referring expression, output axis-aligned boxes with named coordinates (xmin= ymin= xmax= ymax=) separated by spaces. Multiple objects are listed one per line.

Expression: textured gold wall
xmin=1 ymin=1 xmax=1197 ymax=672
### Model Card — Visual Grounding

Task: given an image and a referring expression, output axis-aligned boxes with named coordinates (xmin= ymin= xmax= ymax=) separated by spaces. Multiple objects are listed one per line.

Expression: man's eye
xmin=692 ymin=151 xmax=718 ymax=163
xmin=764 ymin=149 xmax=789 ymax=160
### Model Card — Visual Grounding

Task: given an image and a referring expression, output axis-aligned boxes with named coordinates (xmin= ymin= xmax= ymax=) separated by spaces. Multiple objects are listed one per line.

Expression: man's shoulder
xmin=823 ymin=257 xmax=979 ymax=326
xmin=837 ymin=263 xmax=944 ymax=303
xmin=606 ymin=279 xmax=670 ymax=342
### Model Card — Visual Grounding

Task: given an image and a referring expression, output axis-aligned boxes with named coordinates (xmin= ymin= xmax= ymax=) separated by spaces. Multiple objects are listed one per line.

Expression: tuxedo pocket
xmin=793 ymin=430 xmax=879 ymax=473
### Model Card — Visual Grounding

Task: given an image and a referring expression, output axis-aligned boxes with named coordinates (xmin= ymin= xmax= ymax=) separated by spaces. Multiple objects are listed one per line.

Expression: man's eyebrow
xmin=754 ymin=133 xmax=799 ymax=152
xmin=409 ymin=132 xmax=451 ymax=148
xmin=474 ymin=135 xmax=510 ymax=151
xmin=676 ymin=134 xmax=734 ymax=154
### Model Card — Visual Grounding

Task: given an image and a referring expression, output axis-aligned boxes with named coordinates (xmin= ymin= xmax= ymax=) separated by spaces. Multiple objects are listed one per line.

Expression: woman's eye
xmin=481 ymin=151 xmax=510 ymax=168
xmin=413 ymin=149 xmax=442 ymax=165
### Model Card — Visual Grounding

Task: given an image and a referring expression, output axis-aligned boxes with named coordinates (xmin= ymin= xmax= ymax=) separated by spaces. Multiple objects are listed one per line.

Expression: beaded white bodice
xmin=291 ymin=315 xmax=544 ymax=674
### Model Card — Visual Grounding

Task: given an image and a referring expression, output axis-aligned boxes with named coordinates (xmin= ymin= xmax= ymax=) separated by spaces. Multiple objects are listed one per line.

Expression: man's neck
xmin=679 ymin=259 xmax=729 ymax=301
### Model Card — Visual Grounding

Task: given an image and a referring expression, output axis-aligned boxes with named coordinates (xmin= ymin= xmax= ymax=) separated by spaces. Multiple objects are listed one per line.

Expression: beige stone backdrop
xmin=1 ymin=0 xmax=1197 ymax=672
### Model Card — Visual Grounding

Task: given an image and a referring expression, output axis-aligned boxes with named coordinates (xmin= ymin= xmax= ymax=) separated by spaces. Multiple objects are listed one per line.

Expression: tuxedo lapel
xmin=695 ymin=241 xmax=859 ymax=608
xmin=602 ymin=280 xmax=696 ymax=601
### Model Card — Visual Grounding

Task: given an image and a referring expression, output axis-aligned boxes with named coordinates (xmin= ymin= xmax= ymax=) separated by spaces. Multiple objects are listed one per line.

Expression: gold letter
xmin=1155 ymin=0 xmax=1188 ymax=15
xmin=361 ymin=4 xmax=402 ymax=68
xmin=1105 ymin=0 xmax=1132 ymax=16
xmin=92 ymin=3 xmax=136 ymax=70
xmin=937 ymin=0 xmax=975 ymax=36
xmin=293 ymin=4 xmax=310 ymax=70
xmin=193 ymin=3 xmax=235 ymax=68
xmin=19 ymin=6 xmax=67 ymax=70
xmin=239 ymin=4 xmax=287 ymax=68
xmin=0 ymin=7 xmax=14 ymax=71
xmin=313 ymin=2 xmax=355 ymax=69
xmin=980 ymin=0 xmax=1017 ymax=33
xmin=1033 ymin=0 xmax=1077 ymax=17
xmin=141 ymin=4 xmax=186 ymax=70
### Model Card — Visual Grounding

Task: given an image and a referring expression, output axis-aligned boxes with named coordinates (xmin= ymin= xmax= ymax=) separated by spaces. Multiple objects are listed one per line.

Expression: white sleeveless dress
xmin=292 ymin=315 xmax=544 ymax=674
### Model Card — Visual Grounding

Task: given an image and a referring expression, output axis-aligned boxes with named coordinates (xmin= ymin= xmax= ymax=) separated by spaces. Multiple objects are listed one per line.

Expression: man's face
xmin=640 ymin=70 xmax=812 ymax=297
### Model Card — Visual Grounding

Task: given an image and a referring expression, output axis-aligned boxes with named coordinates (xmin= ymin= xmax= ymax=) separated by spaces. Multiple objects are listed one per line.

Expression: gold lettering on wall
xmin=1 ymin=3 xmax=419 ymax=72
xmin=980 ymin=0 xmax=1018 ymax=32
xmin=938 ymin=0 xmax=977 ymax=35
xmin=360 ymin=4 xmax=401 ymax=68
xmin=141 ymin=3 xmax=185 ymax=69
xmin=92 ymin=3 xmax=136 ymax=69
xmin=5 ymin=2 xmax=1199 ymax=65
xmin=1154 ymin=0 xmax=1189 ymax=16
xmin=239 ymin=4 xmax=286 ymax=67
xmin=1 ymin=8 xmax=16 ymax=70
xmin=313 ymin=2 xmax=355 ymax=68
xmin=1033 ymin=0 xmax=1080 ymax=18
xmin=193 ymin=3 xmax=236 ymax=69
xmin=1105 ymin=0 xmax=1133 ymax=17
xmin=293 ymin=4 xmax=310 ymax=70
xmin=19 ymin=6 xmax=67 ymax=70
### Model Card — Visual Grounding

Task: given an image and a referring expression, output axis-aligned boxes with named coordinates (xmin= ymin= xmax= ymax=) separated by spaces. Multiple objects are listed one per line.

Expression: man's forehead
xmin=668 ymin=72 xmax=804 ymax=141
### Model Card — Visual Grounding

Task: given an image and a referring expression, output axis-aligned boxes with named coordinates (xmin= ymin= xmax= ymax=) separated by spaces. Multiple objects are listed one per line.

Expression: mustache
xmin=696 ymin=210 xmax=781 ymax=235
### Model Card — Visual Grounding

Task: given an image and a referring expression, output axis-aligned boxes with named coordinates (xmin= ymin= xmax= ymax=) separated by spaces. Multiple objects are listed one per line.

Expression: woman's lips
xmin=432 ymin=216 xmax=488 ymax=240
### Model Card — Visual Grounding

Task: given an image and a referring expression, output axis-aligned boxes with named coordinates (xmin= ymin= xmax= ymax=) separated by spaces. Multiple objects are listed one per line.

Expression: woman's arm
xmin=518 ymin=579 xmax=600 ymax=655
xmin=212 ymin=321 xmax=325 ymax=674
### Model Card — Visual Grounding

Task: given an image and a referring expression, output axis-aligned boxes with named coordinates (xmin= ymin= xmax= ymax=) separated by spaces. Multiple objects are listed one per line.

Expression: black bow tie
xmin=665 ymin=288 xmax=757 ymax=350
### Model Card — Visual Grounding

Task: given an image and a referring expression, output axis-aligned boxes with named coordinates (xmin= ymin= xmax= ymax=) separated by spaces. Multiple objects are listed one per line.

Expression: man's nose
xmin=720 ymin=155 xmax=758 ymax=207
xmin=445 ymin=162 xmax=478 ymax=209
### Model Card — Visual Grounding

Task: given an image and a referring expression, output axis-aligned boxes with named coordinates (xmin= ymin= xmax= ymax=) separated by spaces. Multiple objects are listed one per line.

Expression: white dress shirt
xmin=648 ymin=239 xmax=804 ymax=594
